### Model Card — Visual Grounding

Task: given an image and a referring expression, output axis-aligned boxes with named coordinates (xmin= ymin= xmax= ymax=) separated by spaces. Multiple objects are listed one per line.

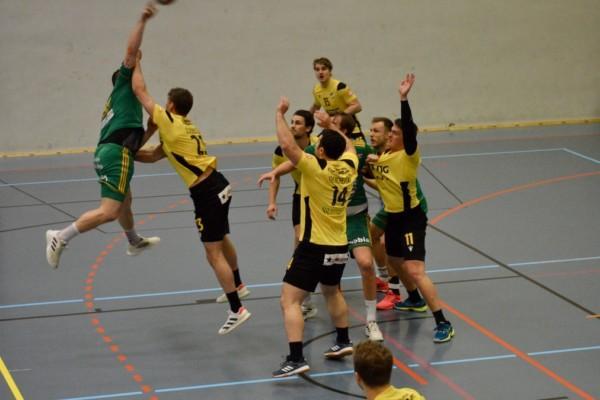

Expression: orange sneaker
xmin=375 ymin=277 xmax=389 ymax=293
xmin=376 ymin=290 xmax=401 ymax=310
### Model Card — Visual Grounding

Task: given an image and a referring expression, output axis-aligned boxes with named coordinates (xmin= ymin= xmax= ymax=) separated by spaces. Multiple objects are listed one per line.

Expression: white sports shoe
xmin=218 ymin=307 xmax=251 ymax=335
xmin=365 ymin=320 xmax=384 ymax=342
xmin=216 ymin=284 xmax=251 ymax=303
xmin=126 ymin=236 xmax=160 ymax=256
xmin=301 ymin=303 xmax=318 ymax=320
xmin=46 ymin=230 xmax=66 ymax=269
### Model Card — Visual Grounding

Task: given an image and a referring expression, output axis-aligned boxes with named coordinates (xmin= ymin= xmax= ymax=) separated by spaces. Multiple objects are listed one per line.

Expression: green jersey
xmin=99 ymin=64 xmax=143 ymax=145
xmin=305 ymin=132 xmax=375 ymax=215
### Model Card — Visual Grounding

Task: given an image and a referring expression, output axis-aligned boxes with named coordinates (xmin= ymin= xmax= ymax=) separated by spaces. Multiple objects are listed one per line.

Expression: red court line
xmin=430 ymin=170 xmax=600 ymax=225
xmin=431 ymin=170 xmax=600 ymax=399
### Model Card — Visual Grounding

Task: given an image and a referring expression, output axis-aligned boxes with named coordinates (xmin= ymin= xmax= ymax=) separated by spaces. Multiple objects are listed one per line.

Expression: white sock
xmin=377 ymin=266 xmax=390 ymax=280
xmin=303 ymin=293 xmax=313 ymax=307
xmin=59 ymin=223 xmax=80 ymax=243
xmin=365 ymin=300 xmax=377 ymax=322
xmin=125 ymin=229 xmax=142 ymax=245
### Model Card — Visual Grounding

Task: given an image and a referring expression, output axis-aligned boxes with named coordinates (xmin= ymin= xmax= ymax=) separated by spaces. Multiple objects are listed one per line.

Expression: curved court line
xmin=430 ymin=170 xmax=600 ymax=400
xmin=55 ymin=344 xmax=600 ymax=400
xmin=2 ymin=255 xmax=598 ymax=311
xmin=431 ymin=170 xmax=600 ymax=225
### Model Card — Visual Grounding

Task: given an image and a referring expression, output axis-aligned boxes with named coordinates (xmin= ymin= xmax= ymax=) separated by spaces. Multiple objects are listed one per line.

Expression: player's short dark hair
xmin=294 ymin=110 xmax=315 ymax=134
xmin=313 ymin=57 xmax=333 ymax=71
xmin=112 ymin=69 xmax=120 ymax=86
xmin=318 ymin=129 xmax=346 ymax=160
xmin=372 ymin=117 xmax=393 ymax=132
xmin=354 ymin=341 xmax=393 ymax=387
xmin=338 ymin=114 xmax=356 ymax=136
xmin=168 ymin=88 xmax=194 ymax=116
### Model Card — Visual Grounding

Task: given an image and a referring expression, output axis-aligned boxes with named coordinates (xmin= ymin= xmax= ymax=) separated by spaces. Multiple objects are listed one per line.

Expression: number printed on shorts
xmin=404 ymin=232 xmax=414 ymax=246
xmin=195 ymin=217 xmax=204 ymax=232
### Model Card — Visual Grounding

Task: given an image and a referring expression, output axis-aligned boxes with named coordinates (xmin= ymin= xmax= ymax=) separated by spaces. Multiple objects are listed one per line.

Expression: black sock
xmin=288 ymin=341 xmax=303 ymax=362
xmin=389 ymin=276 xmax=400 ymax=295
xmin=408 ymin=288 xmax=422 ymax=303
xmin=336 ymin=327 xmax=350 ymax=344
xmin=432 ymin=309 xmax=448 ymax=325
xmin=233 ymin=269 xmax=242 ymax=287
xmin=226 ymin=291 xmax=242 ymax=313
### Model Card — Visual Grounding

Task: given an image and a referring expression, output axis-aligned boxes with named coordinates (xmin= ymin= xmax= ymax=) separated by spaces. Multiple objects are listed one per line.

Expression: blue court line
xmin=561 ymin=148 xmax=600 ymax=164
xmin=0 ymin=148 xmax=569 ymax=188
xmin=56 ymin=345 xmax=600 ymax=400
xmin=2 ymin=256 xmax=599 ymax=310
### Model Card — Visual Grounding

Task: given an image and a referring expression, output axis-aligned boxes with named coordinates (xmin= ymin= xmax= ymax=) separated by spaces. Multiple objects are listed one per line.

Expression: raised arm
xmin=123 ymin=3 xmax=156 ymax=68
xmin=276 ymin=97 xmax=303 ymax=165
xmin=139 ymin=117 xmax=158 ymax=147
xmin=132 ymin=53 xmax=156 ymax=116
xmin=399 ymin=73 xmax=418 ymax=155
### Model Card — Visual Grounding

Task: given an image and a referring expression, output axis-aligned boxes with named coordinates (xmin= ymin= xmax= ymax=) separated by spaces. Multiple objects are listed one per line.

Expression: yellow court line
xmin=1 ymin=117 xmax=599 ymax=158
xmin=0 ymin=357 xmax=24 ymax=400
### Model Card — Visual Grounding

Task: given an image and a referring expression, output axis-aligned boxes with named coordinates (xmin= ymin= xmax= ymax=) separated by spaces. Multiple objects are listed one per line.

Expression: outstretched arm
xmin=276 ymin=97 xmax=303 ymax=165
xmin=123 ymin=2 xmax=156 ymax=68
xmin=132 ymin=52 xmax=156 ymax=116
xmin=399 ymin=73 xmax=418 ymax=155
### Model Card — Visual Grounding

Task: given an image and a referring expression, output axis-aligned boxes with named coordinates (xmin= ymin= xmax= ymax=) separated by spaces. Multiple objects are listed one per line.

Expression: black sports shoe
xmin=323 ymin=342 xmax=353 ymax=359
xmin=272 ymin=357 xmax=310 ymax=378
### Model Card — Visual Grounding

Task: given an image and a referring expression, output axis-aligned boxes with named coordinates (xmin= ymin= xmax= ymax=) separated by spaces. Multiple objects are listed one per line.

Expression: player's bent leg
xmin=215 ymin=235 xmax=250 ymax=302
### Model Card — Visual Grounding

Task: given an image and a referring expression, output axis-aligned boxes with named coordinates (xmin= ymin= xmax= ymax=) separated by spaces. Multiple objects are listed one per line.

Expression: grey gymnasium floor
xmin=1 ymin=123 xmax=599 ymax=400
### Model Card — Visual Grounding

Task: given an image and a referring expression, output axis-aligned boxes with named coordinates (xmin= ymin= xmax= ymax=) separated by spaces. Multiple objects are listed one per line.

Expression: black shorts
xmin=283 ymin=241 xmax=349 ymax=292
xmin=292 ymin=193 xmax=301 ymax=227
xmin=384 ymin=206 xmax=427 ymax=261
xmin=189 ymin=171 xmax=232 ymax=242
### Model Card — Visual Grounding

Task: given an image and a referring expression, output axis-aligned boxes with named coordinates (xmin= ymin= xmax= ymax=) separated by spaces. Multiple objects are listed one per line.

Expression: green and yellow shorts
xmin=347 ymin=211 xmax=372 ymax=252
xmin=94 ymin=143 xmax=134 ymax=202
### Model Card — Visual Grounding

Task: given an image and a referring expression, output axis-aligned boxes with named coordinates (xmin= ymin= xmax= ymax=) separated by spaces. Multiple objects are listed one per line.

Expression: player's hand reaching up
xmin=314 ymin=110 xmax=332 ymax=129
xmin=141 ymin=2 xmax=157 ymax=21
xmin=277 ymin=97 xmax=290 ymax=115
xmin=399 ymin=73 xmax=415 ymax=100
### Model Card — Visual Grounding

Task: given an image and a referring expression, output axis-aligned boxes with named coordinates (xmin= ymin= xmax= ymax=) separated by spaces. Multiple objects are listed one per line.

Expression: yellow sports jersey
xmin=372 ymin=147 xmax=421 ymax=213
xmin=312 ymin=78 xmax=361 ymax=133
xmin=374 ymin=385 xmax=425 ymax=400
xmin=272 ymin=136 xmax=318 ymax=194
xmin=153 ymin=104 xmax=217 ymax=187
xmin=296 ymin=151 xmax=358 ymax=246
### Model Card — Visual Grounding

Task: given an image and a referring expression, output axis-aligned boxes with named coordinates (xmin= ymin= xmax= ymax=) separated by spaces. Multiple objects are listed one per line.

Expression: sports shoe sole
xmin=324 ymin=347 xmax=353 ymax=360
xmin=272 ymin=364 xmax=310 ymax=378
xmin=394 ymin=304 xmax=428 ymax=313
xmin=218 ymin=310 xmax=252 ymax=335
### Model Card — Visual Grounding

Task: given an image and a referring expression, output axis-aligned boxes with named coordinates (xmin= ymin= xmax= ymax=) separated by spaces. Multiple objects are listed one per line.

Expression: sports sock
xmin=125 ymin=229 xmax=142 ymax=245
xmin=289 ymin=341 xmax=303 ymax=362
xmin=433 ymin=309 xmax=448 ymax=325
xmin=389 ymin=276 xmax=400 ymax=295
xmin=376 ymin=265 xmax=390 ymax=280
xmin=59 ymin=223 xmax=80 ymax=243
xmin=226 ymin=291 xmax=242 ymax=313
xmin=233 ymin=269 xmax=242 ymax=287
xmin=335 ymin=327 xmax=350 ymax=344
xmin=365 ymin=300 xmax=377 ymax=322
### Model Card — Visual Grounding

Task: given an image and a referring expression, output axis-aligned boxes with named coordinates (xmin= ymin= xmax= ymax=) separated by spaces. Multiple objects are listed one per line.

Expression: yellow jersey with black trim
xmin=374 ymin=385 xmax=425 ymax=400
xmin=372 ymin=147 xmax=421 ymax=213
xmin=312 ymin=78 xmax=361 ymax=133
xmin=296 ymin=151 xmax=358 ymax=246
xmin=272 ymin=136 xmax=318 ymax=194
xmin=153 ymin=104 xmax=217 ymax=188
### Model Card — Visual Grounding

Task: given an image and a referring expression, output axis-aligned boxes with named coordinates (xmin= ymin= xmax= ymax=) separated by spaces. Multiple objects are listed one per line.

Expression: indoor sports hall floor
xmin=1 ymin=123 xmax=599 ymax=400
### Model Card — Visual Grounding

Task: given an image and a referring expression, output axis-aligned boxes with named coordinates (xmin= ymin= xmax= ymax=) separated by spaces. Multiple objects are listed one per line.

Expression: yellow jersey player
xmin=367 ymin=73 xmax=454 ymax=343
xmin=310 ymin=57 xmax=363 ymax=134
xmin=262 ymin=97 xmax=358 ymax=377
xmin=45 ymin=3 xmax=160 ymax=269
xmin=132 ymin=53 xmax=251 ymax=336
xmin=354 ymin=340 xmax=426 ymax=400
